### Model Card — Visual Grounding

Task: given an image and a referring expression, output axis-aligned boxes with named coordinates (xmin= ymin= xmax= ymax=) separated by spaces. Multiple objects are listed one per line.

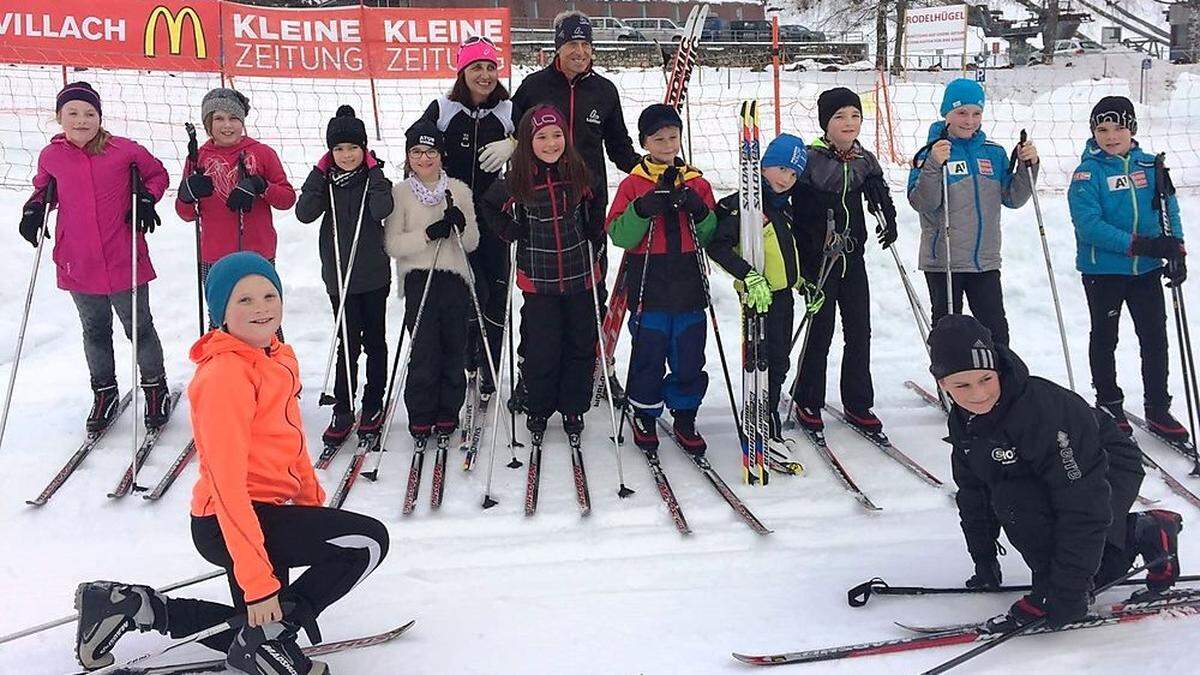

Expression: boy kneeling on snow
xmin=930 ymin=314 xmax=1182 ymax=631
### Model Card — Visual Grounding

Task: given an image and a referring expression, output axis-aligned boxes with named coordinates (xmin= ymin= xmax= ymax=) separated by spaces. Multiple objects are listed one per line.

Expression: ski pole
xmin=587 ymin=240 xmax=635 ymax=498
xmin=184 ymin=123 xmax=205 ymax=337
xmin=1017 ymin=129 xmax=1075 ymax=391
xmin=1153 ymin=153 xmax=1200 ymax=476
xmin=848 ymin=572 xmax=1200 ymax=607
xmin=921 ymin=555 xmax=1170 ymax=674
xmin=127 ymin=164 xmax=142 ymax=489
xmin=0 ymin=568 xmax=223 ymax=646
xmin=482 ymin=245 xmax=522 ymax=509
xmin=0 ymin=178 xmax=56 ymax=453
xmin=937 ymin=126 xmax=953 ymax=319
xmin=317 ymin=180 xmax=368 ymax=412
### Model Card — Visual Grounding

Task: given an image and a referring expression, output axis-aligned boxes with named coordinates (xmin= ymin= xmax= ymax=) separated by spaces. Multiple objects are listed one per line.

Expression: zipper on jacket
xmin=546 ymin=172 xmax=566 ymax=293
xmin=839 ymin=161 xmax=851 ymax=277
xmin=471 ymin=115 xmax=480 ymax=192
xmin=1123 ymin=155 xmax=1140 ymax=276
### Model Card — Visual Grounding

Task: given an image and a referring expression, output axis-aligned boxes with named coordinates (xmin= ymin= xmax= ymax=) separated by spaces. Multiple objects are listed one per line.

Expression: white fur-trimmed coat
xmin=384 ymin=175 xmax=479 ymax=297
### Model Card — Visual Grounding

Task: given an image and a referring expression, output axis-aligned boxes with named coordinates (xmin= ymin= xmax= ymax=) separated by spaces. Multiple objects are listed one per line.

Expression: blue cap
xmin=940 ymin=78 xmax=985 ymax=117
xmin=204 ymin=252 xmax=283 ymax=327
xmin=761 ymin=133 xmax=808 ymax=174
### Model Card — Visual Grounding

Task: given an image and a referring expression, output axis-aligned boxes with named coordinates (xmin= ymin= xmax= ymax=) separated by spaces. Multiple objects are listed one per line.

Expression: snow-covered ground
xmin=2 ymin=62 xmax=1200 ymax=673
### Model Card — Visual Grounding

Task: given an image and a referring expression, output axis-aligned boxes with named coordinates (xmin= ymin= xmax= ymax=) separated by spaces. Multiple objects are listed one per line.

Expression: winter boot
xmin=435 ymin=419 xmax=457 ymax=438
xmin=507 ymin=375 xmax=528 ymax=415
xmin=671 ymin=409 xmax=707 ymax=456
xmin=1133 ymin=509 xmax=1184 ymax=593
xmin=562 ymin=412 xmax=585 ymax=436
xmin=409 ymin=422 xmax=432 ymax=441
xmin=141 ymin=377 xmax=172 ymax=431
xmin=322 ymin=412 xmax=355 ymax=446
xmin=631 ymin=413 xmax=659 ymax=452
xmin=357 ymin=406 xmax=385 ymax=436
xmin=1097 ymin=400 xmax=1133 ymax=435
xmin=1145 ymin=406 xmax=1190 ymax=444
xmin=793 ymin=404 xmax=824 ymax=433
xmin=75 ymin=581 xmax=168 ymax=670
xmin=843 ymin=408 xmax=884 ymax=435
xmin=226 ymin=621 xmax=327 ymax=675
xmin=526 ymin=412 xmax=549 ymax=435
xmin=86 ymin=382 xmax=121 ymax=434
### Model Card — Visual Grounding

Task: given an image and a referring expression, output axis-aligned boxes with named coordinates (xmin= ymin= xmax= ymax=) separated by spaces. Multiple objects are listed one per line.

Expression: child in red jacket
xmin=175 ymin=88 xmax=296 ymax=290
xmin=73 ymin=252 xmax=389 ymax=675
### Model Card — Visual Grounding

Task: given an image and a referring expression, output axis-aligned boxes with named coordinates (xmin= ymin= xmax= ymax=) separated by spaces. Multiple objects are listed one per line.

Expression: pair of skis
xmin=737 ymin=99 xmax=770 ymax=486
xmin=523 ymin=429 xmax=591 ymax=517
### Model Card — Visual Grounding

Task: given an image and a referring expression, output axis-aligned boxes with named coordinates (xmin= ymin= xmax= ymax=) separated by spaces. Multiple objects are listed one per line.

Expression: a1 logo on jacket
xmin=947 ymin=160 xmax=970 ymax=176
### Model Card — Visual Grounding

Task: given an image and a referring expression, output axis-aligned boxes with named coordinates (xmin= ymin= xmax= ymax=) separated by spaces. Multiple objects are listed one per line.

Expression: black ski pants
xmin=765 ymin=290 xmax=794 ymax=413
xmin=403 ymin=270 xmax=470 ymax=428
xmin=797 ymin=255 xmax=874 ymax=412
xmin=520 ymin=291 xmax=598 ymax=418
xmin=925 ymin=269 xmax=1010 ymax=347
xmin=327 ymin=285 xmax=389 ymax=415
xmin=167 ymin=504 xmax=389 ymax=653
xmin=1083 ymin=269 xmax=1172 ymax=410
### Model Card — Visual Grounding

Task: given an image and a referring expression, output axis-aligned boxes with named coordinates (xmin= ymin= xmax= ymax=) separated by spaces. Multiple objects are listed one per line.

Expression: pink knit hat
xmin=456 ymin=36 xmax=499 ymax=73
xmin=528 ymin=104 xmax=566 ymax=135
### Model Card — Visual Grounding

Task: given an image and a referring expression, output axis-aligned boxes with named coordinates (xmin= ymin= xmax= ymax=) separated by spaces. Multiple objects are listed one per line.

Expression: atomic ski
xmin=142 ymin=440 xmax=196 ymax=502
xmin=27 ymin=391 xmax=134 ymax=506
xmin=429 ymin=432 xmax=450 ymax=510
xmin=327 ymin=432 xmax=381 ymax=510
xmin=1128 ymin=411 xmax=1200 ymax=464
xmin=639 ymin=447 xmax=692 ymax=535
xmin=732 ymin=598 xmax=1200 ymax=666
xmin=657 ymin=419 xmax=770 ymax=534
xmin=315 ymin=416 xmax=357 ymax=470
xmin=401 ymin=435 xmax=429 ymax=516
xmin=524 ymin=431 xmax=543 ymax=516
xmin=798 ymin=427 xmax=881 ymax=511
xmin=109 ymin=392 xmax=183 ymax=498
xmin=87 ymin=620 xmax=416 ymax=675
xmin=824 ymin=404 xmax=945 ymax=489
xmin=568 ymin=431 xmax=592 ymax=516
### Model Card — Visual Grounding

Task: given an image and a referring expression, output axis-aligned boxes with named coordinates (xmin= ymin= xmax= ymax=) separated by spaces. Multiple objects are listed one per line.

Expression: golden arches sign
xmin=144 ymin=5 xmax=207 ymax=59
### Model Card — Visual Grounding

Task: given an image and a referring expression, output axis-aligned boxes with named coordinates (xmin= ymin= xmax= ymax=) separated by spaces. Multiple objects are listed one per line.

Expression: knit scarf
xmin=407 ymin=170 xmax=448 ymax=206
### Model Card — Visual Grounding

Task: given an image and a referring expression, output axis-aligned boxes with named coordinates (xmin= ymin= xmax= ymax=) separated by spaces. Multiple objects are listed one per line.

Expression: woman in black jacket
xmin=929 ymin=314 xmax=1182 ymax=632
xmin=296 ymin=105 xmax=394 ymax=444
xmin=419 ymin=36 xmax=515 ymax=396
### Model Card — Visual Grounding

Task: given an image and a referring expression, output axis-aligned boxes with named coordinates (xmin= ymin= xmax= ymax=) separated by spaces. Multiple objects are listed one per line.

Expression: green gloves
xmin=797 ymin=280 xmax=825 ymax=315
xmin=742 ymin=271 xmax=772 ymax=313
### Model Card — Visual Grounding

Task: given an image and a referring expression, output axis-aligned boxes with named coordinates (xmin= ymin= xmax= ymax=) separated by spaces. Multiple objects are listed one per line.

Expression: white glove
xmin=479 ymin=137 xmax=517 ymax=173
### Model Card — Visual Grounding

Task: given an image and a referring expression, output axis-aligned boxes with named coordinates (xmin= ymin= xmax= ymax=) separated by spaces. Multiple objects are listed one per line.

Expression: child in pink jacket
xmin=19 ymin=82 xmax=172 ymax=433
xmin=174 ymin=88 xmax=296 ymax=289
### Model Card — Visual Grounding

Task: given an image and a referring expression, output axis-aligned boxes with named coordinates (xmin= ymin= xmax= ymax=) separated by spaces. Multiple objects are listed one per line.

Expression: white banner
xmin=904 ymin=4 xmax=968 ymax=53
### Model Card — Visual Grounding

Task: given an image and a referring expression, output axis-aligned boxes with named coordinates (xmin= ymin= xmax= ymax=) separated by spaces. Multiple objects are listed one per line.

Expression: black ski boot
xmin=409 ymin=422 xmax=433 ymax=441
xmin=601 ymin=370 xmax=627 ymax=408
xmin=526 ymin=412 xmax=549 ymax=435
xmin=631 ymin=413 xmax=659 ymax=453
xmin=75 ymin=580 xmax=168 ymax=670
xmin=507 ymin=375 xmax=528 ymax=415
xmin=357 ymin=406 xmax=384 ymax=436
xmin=562 ymin=412 xmax=584 ymax=436
xmin=322 ymin=412 xmax=355 ymax=446
xmin=1134 ymin=509 xmax=1184 ymax=593
xmin=435 ymin=419 xmax=457 ymax=438
xmin=86 ymin=382 xmax=121 ymax=434
xmin=1145 ymin=406 xmax=1190 ymax=444
xmin=227 ymin=621 xmax=327 ymax=675
xmin=141 ymin=377 xmax=172 ymax=431
xmin=671 ymin=409 xmax=706 ymax=456
xmin=1097 ymin=400 xmax=1133 ymax=435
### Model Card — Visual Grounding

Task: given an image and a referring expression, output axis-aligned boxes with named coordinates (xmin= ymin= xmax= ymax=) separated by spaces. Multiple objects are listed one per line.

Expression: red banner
xmin=0 ymin=1 xmax=510 ymax=79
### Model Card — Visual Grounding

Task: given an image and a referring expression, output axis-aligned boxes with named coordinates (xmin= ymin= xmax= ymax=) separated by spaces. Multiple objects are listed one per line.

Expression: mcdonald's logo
xmin=144 ymin=6 xmax=207 ymax=59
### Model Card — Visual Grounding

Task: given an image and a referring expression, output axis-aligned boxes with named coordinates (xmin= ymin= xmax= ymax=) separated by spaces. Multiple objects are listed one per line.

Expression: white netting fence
xmin=1 ymin=51 xmax=1198 ymax=197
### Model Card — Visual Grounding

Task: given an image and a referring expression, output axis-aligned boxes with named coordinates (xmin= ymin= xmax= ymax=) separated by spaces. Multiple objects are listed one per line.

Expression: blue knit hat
xmin=761 ymin=133 xmax=808 ymax=174
xmin=940 ymin=78 xmax=985 ymax=117
xmin=204 ymin=252 xmax=283 ymax=327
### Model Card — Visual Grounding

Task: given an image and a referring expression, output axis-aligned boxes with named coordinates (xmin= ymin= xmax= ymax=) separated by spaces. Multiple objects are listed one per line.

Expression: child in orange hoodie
xmin=73 ymin=252 xmax=389 ymax=675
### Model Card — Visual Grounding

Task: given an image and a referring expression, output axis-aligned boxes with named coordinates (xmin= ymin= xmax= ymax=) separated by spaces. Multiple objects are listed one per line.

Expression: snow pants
xmin=403 ymin=270 xmax=469 ymax=428
xmin=925 ymin=269 xmax=1010 ymax=347
xmin=169 ymin=504 xmax=389 ymax=653
xmin=1083 ymin=269 xmax=1171 ymax=410
xmin=519 ymin=291 xmax=597 ymax=418
xmin=796 ymin=255 xmax=873 ymax=412
xmin=70 ymin=285 xmax=165 ymax=389
xmin=765 ymin=290 xmax=795 ymax=413
xmin=626 ymin=309 xmax=708 ymax=417
xmin=327 ymin=285 xmax=389 ymax=415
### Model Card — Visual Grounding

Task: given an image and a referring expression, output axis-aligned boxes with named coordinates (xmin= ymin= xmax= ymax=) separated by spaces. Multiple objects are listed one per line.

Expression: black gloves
xmin=442 ymin=205 xmax=466 ymax=234
xmin=675 ymin=186 xmax=709 ymax=222
xmin=876 ymin=218 xmax=897 ymax=249
xmin=19 ymin=201 xmax=48 ymax=247
xmin=863 ymin=176 xmax=897 ymax=249
xmin=1166 ymin=259 xmax=1187 ymax=287
xmin=426 ymin=219 xmax=451 ymax=241
xmin=126 ymin=189 xmax=161 ymax=234
xmin=1130 ymin=235 xmax=1186 ymax=261
xmin=633 ymin=189 xmax=674 ymax=219
xmin=426 ymin=205 xmax=466 ymax=241
xmin=226 ymin=175 xmax=268 ymax=213
xmin=964 ymin=558 xmax=1002 ymax=591
xmin=178 ymin=173 xmax=214 ymax=204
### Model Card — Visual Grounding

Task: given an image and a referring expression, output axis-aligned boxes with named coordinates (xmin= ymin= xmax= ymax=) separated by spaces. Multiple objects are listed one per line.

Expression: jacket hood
xmin=925 ymin=121 xmax=987 ymax=148
xmin=189 ymin=329 xmax=284 ymax=366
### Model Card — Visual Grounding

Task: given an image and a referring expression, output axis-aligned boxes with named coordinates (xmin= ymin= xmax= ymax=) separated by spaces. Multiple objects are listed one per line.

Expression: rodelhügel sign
xmin=904 ymin=4 xmax=968 ymax=52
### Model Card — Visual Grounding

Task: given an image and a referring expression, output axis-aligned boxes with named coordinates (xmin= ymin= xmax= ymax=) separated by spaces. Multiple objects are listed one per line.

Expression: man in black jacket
xmin=929 ymin=315 xmax=1182 ymax=631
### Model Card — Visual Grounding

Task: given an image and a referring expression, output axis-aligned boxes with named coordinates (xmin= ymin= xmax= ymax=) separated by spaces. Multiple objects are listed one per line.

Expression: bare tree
xmin=892 ymin=0 xmax=909 ymax=72
xmin=876 ymin=0 xmax=891 ymax=69
xmin=1042 ymin=0 xmax=1059 ymax=64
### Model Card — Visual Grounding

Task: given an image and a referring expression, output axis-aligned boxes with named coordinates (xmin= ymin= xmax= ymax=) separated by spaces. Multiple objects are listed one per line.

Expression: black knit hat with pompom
xmin=326 ymin=104 xmax=368 ymax=150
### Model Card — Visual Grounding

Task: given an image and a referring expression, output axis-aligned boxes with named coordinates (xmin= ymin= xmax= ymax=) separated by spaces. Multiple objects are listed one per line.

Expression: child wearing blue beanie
xmin=907 ymin=77 xmax=1040 ymax=348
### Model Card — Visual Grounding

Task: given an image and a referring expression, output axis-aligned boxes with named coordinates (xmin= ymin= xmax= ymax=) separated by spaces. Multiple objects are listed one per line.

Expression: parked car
xmin=780 ymin=24 xmax=827 ymax=42
xmin=589 ymin=16 xmax=642 ymax=42
xmin=701 ymin=16 xmax=728 ymax=41
xmin=729 ymin=20 xmax=772 ymax=42
xmin=1027 ymin=37 xmax=1104 ymax=63
xmin=625 ymin=17 xmax=685 ymax=42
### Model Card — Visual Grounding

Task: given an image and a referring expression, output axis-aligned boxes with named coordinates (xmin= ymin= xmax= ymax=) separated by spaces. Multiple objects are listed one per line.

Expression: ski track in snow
xmin=2 ymin=88 xmax=1200 ymax=675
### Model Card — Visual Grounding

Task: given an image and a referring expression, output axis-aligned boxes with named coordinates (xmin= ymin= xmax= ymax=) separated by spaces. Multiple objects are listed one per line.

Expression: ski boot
xmin=141 ymin=377 xmax=172 ymax=431
xmin=86 ymin=382 xmax=121 ymax=434
xmin=793 ymin=404 xmax=824 ymax=433
xmin=843 ymin=408 xmax=884 ymax=437
xmin=671 ymin=409 xmax=706 ymax=457
xmin=357 ymin=406 xmax=385 ymax=436
xmin=227 ymin=621 xmax=327 ymax=675
xmin=1145 ymin=406 xmax=1190 ymax=444
xmin=631 ymin=413 xmax=659 ymax=453
xmin=526 ymin=412 xmax=549 ymax=435
xmin=1097 ymin=400 xmax=1133 ymax=435
xmin=75 ymin=580 xmax=167 ymax=669
xmin=562 ymin=412 xmax=584 ymax=437
xmin=983 ymin=594 xmax=1045 ymax=634
xmin=322 ymin=412 xmax=355 ymax=446
xmin=435 ymin=419 xmax=457 ymax=439
xmin=1134 ymin=509 xmax=1184 ymax=593
xmin=409 ymin=422 xmax=433 ymax=441
xmin=602 ymin=371 xmax=627 ymax=408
